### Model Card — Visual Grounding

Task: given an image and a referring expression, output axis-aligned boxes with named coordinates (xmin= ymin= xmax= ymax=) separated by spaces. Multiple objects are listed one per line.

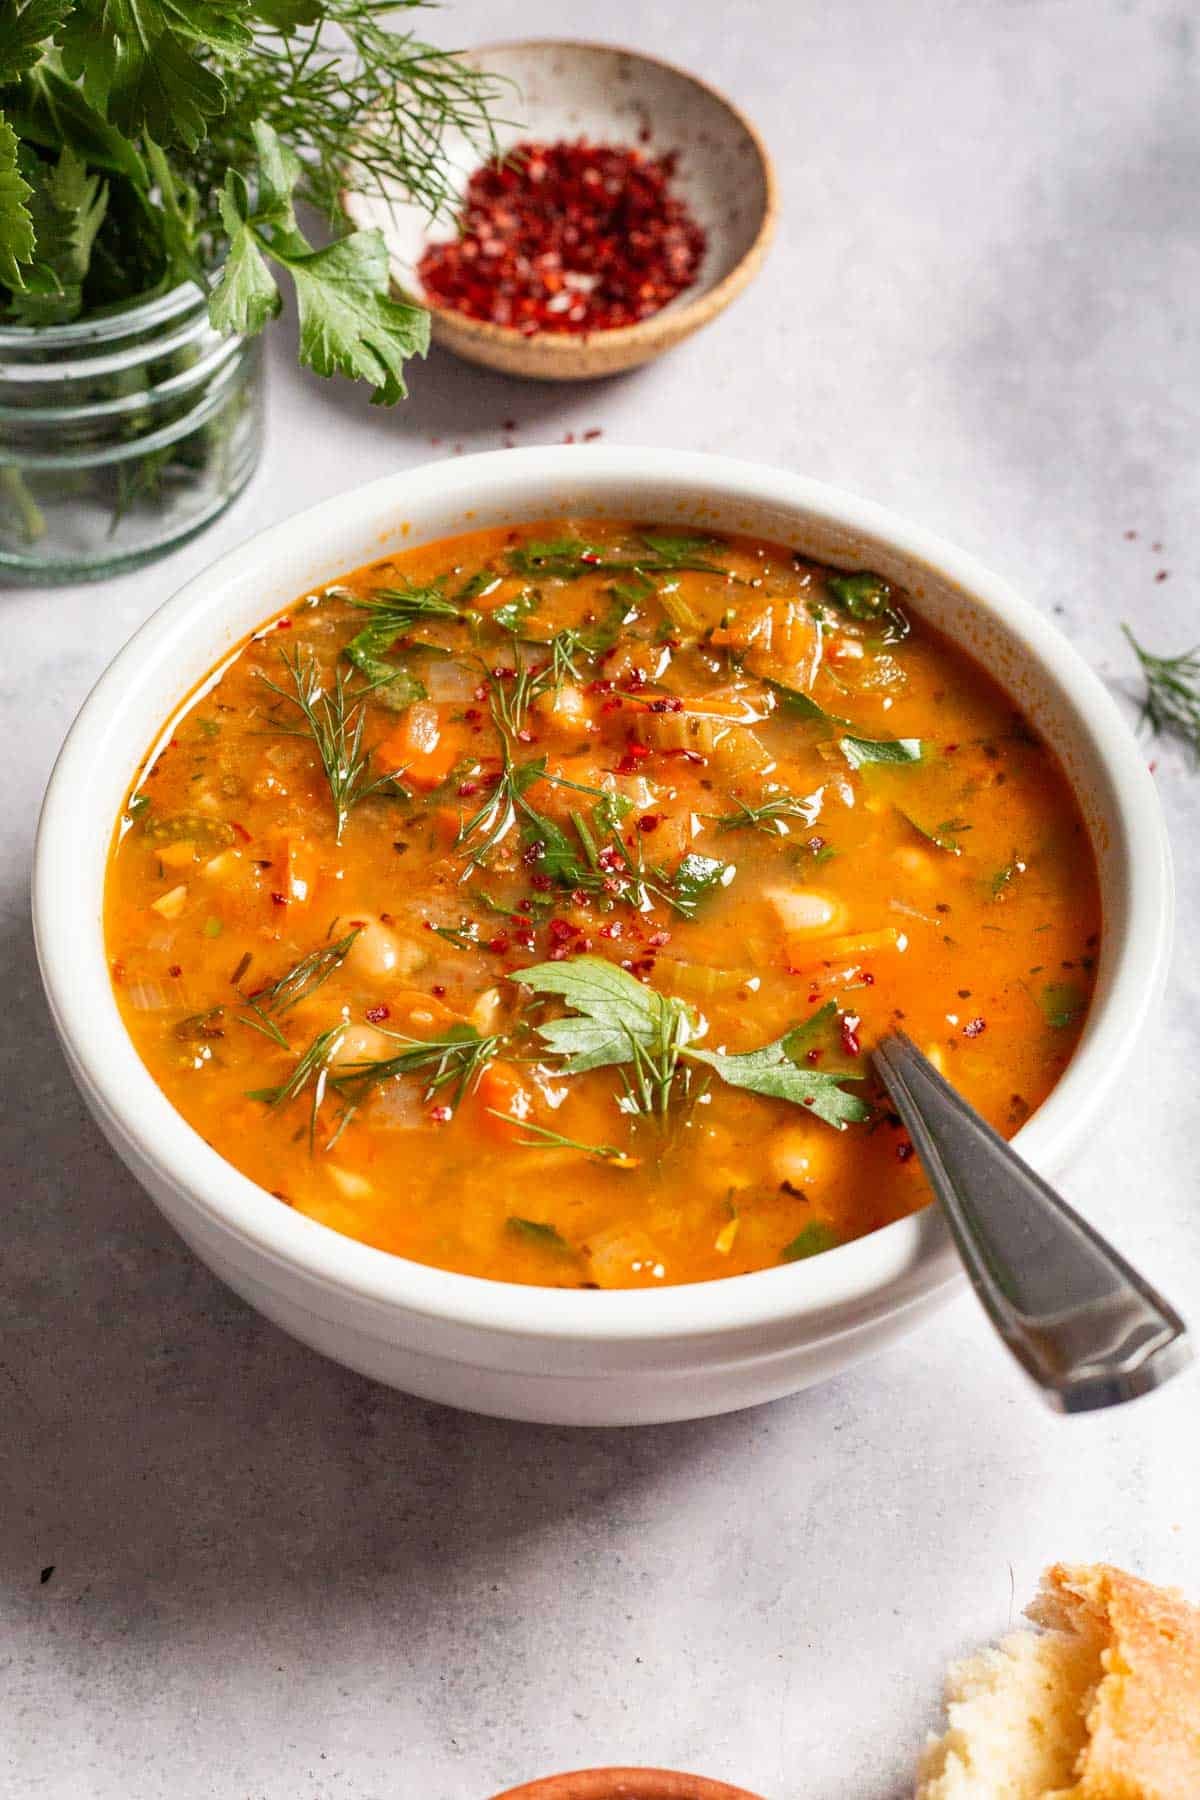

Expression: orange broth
xmin=104 ymin=521 xmax=1101 ymax=1288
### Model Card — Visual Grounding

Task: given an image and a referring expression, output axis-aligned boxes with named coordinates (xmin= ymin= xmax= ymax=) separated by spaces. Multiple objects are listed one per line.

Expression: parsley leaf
xmin=0 ymin=0 xmax=72 ymax=85
xmin=825 ymin=570 xmax=910 ymax=641
xmin=515 ymin=956 xmax=871 ymax=1133
xmin=7 ymin=144 xmax=107 ymax=325
xmin=667 ymin=852 xmax=734 ymax=918
xmin=209 ymin=120 xmax=430 ymax=403
xmin=514 ymin=956 xmax=698 ymax=1077
xmin=839 ymin=734 xmax=924 ymax=768
xmin=688 ymin=1028 xmax=869 ymax=1129
xmin=506 ymin=1216 xmax=573 ymax=1252
xmin=780 ymin=1221 xmax=841 ymax=1261
xmin=0 ymin=116 xmax=35 ymax=288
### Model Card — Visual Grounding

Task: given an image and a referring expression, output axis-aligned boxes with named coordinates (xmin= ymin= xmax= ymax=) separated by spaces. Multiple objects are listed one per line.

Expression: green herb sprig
xmin=514 ymin=957 xmax=868 ymax=1127
xmin=1123 ymin=626 xmax=1200 ymax=764
xmin=1 ymin=1 xmax=503 ymax=395
xmin=259 ymin=644 xmax=400 ymax=843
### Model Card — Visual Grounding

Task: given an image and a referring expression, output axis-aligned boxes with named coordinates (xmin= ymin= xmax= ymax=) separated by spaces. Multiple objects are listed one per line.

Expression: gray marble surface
xmin=5 ymin=3 xmax=1199 ymax=1796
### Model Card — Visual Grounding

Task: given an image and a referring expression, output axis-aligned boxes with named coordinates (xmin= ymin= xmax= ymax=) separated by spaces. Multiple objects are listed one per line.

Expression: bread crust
xmin=1031 ymin=1563 xmax=1200 ymax=1799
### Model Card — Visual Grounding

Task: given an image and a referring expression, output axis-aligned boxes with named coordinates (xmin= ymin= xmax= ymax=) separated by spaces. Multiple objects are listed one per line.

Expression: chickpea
xmin=769 ymin=1122 xmax=834 ymax=1190
xmin=343 ymin=915 xmax=427 ymax=982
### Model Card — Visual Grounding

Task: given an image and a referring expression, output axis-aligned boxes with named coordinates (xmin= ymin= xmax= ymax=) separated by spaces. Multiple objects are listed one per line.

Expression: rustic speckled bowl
xmin=491 ymin=1769 xmax=766 ymax=1800
xmin=341 ymin=40 xmax=776 ymax=380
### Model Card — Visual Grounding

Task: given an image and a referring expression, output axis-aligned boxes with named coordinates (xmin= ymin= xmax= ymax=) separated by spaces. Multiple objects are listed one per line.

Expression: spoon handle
xmin=871 ymin=1031 xmax=1192 ymax=1412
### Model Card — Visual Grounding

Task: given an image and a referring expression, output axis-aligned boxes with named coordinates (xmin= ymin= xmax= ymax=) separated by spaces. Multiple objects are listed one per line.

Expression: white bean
xmin=343 ymin=916 xmax=427 ymax=982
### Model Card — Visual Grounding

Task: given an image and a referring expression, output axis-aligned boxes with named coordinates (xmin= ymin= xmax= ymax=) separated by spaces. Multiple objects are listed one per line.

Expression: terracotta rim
xmin=342 ymin=36 xmax=778 ymax=351
xmin=490 ymin=1767 xmax=768 ymax=1800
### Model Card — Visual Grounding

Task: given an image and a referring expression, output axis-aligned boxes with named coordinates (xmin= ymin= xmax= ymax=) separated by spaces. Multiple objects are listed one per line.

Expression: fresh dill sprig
xmin=1123 ymin=625 xmax=1200 ymax=764
xmin=259 ymin=645 xmax=395 ymax=843
xmin=352 ymin=583 xmax=467 ymax=632
xmin=332 ymin=1025 xmax=503 ymax=1112
xmin=237 ymin=928 xmax=361 ymax=1047
xmin=246 ymin=1023 xmax=347 ymax=1151
xmin=492 ymin=1113 xmax=639 ymax=1166
xmin=710 ymin=794 xmax=820 ymax=835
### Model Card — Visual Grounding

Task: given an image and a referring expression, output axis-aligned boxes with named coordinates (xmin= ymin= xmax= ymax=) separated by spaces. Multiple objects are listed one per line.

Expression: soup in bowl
xmin=34 ymin=451 xmax=1171 ymax=1421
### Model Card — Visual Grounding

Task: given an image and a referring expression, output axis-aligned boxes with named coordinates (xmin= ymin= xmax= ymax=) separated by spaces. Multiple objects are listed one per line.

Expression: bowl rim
xmin=33 ymin=447 xmax=1173 ymax=1348
xmin=490 ymin=1767 xmax=767 ymax=1800
xmin=341 ymin=36 xmax=778 ymax=350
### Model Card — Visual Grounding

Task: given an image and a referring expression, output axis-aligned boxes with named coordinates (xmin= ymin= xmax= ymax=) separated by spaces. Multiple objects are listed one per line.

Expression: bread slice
xmin=916 ymin=1563 xmax=1200 ymax=1799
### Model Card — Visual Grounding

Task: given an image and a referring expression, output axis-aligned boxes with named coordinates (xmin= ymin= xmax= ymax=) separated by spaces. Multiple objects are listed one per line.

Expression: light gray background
xmin=5 ymin=3 xmax=1199 ymax=1796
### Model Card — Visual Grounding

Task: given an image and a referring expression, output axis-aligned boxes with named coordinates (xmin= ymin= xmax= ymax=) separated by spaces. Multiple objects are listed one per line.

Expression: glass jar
xmin=0 ymin=281 xmax=262 ymax=583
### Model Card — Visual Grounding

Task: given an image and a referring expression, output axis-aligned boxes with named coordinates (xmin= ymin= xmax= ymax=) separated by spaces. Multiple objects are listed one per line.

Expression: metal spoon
xmin=871 ymin=1031 xmax=1192 ymax=1412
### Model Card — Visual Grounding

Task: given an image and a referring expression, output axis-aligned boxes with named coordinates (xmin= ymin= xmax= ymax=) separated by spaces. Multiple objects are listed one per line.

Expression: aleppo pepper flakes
xmin=417 ymin=139 xmax=707 ymax=334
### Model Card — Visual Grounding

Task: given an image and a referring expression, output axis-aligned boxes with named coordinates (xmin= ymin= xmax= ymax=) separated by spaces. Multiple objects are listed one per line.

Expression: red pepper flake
xmin=963 ymin=1017 xmax=987 ymax=1038
xmin=275 ymin=618 xmax=292 ymax=630
xmin=429 ymin=1105 xmax=453 ymax=1124
xmin=806 ymin=1048 xmax=823 ymax=1065
xmin=647 ymin=929 xmax=671 ymax=948
xmin=457 ymin=780 xmax=480 ymax=796
xmin=599 ymin=921 xmax=623 ymax=939
xmin=1154 ymin=569 xmax=1169 ymax=582
xmin=365 ymin=1004 xmax=390 ymax=1024
xmin=432 ymin=984 xmax=446 ymax=998
xmin=637 ymin=813 xmax=661 ymax=833
xmin=896 ymin=1141 xmax=915 ymax=1162
xmin=271 ymin=892 xmax=288 ymax=907
xmin=583 ymin=428 xmax=603 ymax=441
xmin=168 ymin=964 xmax=182 ymax=978
xmin=487 ymin=935 xmax=509 ymax=955
xmin=231 ymin=820 xmax=251 ymax=843
xmin=840 ymin=1013 xmax=861 ymax=1056
xmin=549 ymin=918 xmax=580 ymax=943
xmin=417 ymin=139 xmax=707 ymax=335
xmin=861 ymin=971 xmax=875 ymax=986
xmin=530 ymin=871 xmax=554 ymax=892
xmin=464 ymin=708 xmax=481 ymax=723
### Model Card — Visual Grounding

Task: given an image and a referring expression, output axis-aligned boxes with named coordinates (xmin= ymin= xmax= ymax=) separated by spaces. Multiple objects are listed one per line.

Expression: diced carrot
xmin=376 ymin=702 xmax=460 ymax=789
xmin=475 ymin=1060 xmax=534 ymax=1140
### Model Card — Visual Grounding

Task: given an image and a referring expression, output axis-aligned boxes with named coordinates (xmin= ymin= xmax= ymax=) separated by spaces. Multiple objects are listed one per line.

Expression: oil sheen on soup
xmin=105 ymin=522 xmax=1101 ymax=1288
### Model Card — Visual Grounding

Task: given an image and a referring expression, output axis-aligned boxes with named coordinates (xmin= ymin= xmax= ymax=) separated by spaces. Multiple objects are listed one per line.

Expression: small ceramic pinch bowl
xmin=34 ymin=449 xmax=1172 ymax=1426
xmin=491 ymin=1769 xmax=766 ymax=1800
xmin=341 ymin=39 xmax=776 ymax=380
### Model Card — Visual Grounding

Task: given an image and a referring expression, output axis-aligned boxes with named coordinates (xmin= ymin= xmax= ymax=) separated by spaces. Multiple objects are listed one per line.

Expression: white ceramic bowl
xmin=33 ymin=450 xmax=1172 ymax=1426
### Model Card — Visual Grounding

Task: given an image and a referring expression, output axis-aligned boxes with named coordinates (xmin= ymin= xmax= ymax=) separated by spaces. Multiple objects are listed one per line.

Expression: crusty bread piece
xmin=916 ymin=1563 xmax=1200 ymax=1799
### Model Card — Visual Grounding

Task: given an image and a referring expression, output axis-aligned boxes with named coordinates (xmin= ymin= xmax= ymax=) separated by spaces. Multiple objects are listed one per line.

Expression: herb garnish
xmin=506 ymin=1216 xmax=573 ymax=1252
xmin=898 ymin=809 xmax=969 ymax=854
xmin=824 ymin=571 xmax=910 ymax=642
xmin=780 ymin=1221 xmax=841 ymax=1262
xmin=515 ymin=957 xmax=868 ymax=1127
xmin=260 ymin=645 xmax=399 ymax=842
xmin=333 ymin=1024 xmax=502 ymax=1112
xmin=1123 ymin=626 xmax=1200 ymax=764
xmin=839 ymin=734 xmax=924 ymax=769
xmin=711 ymin=793 xmax=821 ymax=835
xmin=496 ymin=1116 xmax=637 ymax=1166
xmin=506 ymin=532 xmax=727 ymax=581
xmin=238 ymin=928 xmax=361 ymax=1047
xmin=1 ymin=5 xmax=502 ymax=399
